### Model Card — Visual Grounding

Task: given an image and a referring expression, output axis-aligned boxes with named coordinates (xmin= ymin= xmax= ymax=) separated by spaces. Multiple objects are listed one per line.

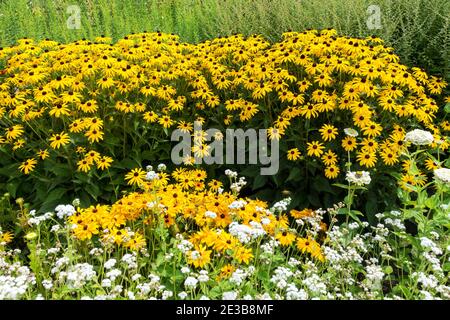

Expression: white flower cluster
xmin=224 ymin=169 xmax=238 ymax=178
xmin=420 ymin=237 xmax=443 ymax=255
xmin=285 ymin=284 xmax=308 ymax=300
xmin=28 ymin=210 xmax=53 ymax=226
xmin=0 ymin=257 xmax=35 ymax=299
xmin=231 ymin=177 xmax=247 ymax=193
xmin=145 ymin=170 xmax=159 ymax=181
xmin=177 ymin=239 xmax=194 ymax=253
xmin=270 ymin=267 xmax=293 ymax=289
xmin=184 ymin=276 xmax=198 ymax=289
xmin=122 ymin=253 xmax=137 ymax=269
xmin=222 ymin=291 xmax=238 ymax=300
xmin=271 ymin=197 xmax=291 ymax=213
xmin=55 ymin=204 xmax=76 ymax=219
xmin=302 ymin=273 xmax=327 ymax=297
xmin=230 ymin=268 xmax=251 ymax=286
xmin=346 ymin=171 xmax=371 ymax=186
xmin=228 ymin=200 xmax=247 ymax=210
xmin=404 ymin=129 xmax=434 ymax=146
xmin=433 ymin=168 xmax=450 ymax=184
xmin=65 ymin=263 xmax=96 ymax=289
xmin=228 ymin=221 xmax=265 ymax=243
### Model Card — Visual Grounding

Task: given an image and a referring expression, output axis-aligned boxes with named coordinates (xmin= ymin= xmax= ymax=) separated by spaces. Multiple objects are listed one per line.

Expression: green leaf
xmin=313 ymin=176 xmax=333 ymax=193
xmin=252 ymin=175 xmax=267 ymax=190
xmin=425 ymin=195 xmax=439 ymax=209
xmin=85 ymin=184 xmax=100 ymax=200
xmin=333 ymin=183 xmax=350 ymax=190
xmin=40 ymin=188 xmax=67 ymax=212
xmin=6 ymin=181 xmax=19 ymax=198
xmin=307 ymin=193 xmax=321 ymax=207
xmin=286 ymin=167 xmax=302 ymax=182
xmin=444 ymin=103 xmax=450 ymax=113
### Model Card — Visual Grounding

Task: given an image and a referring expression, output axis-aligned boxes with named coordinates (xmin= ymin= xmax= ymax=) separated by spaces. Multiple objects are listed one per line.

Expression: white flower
xmin=344 ymin=128 xmax=359 ymax=137
xmin=41 ymin=279 xmax=53 ymax=290
xmin=404 ymin=129 xmax=434 ymax=146
xmin=157 ymin=163 xmax=167 ymax=171
xmin=434 ymin=168 xmax=450 ymax=184
xmin=178 ymin=291 xmax=188 ymax=299
xmin=55 ymin=204 xmax=76 ymax=219
xmin=181 ymin=267 xmax=191 ymax=274
xmin=104 ymin=258 xmax=116 ymax=270
xmin=145 ymin=171 xmax=159 ymax=181
xmin=184 ymin=276 xmax=198 ymax=289
xmin=197 ymin=270 xmax=209 ymax=282
xmin=204 ymin=211 xmax=217 ymax=219
xmin=223 ymin=291 xmax=238 ymax=300
xmin=101 ymin=279 xmax=112 ymax=288
xmin=346 ymin=171 xmax=371 ymax=186
xmin=271 ymin=197 xmax=291 ymax=213
xmin=105 ymin=269 xmax=121 ymax=281
xmin=162 ymin=290 xmax=173 ymax=300
xmin=131 ymin=274 xmax=142 ymax=281
xmin=50 ymin=225 xmax=61 ymax=233
xmin=225 ymin=169 xmax=238 ymax=178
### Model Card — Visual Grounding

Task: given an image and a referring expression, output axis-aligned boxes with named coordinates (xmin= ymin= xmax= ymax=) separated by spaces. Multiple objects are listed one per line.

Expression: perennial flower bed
xmin=0 ymin=29 xmax=449 ymax=300
xmin=0 ymin=29 xmax=448 ymax=212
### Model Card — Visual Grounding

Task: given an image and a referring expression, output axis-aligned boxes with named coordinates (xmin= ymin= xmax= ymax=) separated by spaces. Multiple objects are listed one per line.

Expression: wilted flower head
xmin=404 ymin=129 xmax=434 ymax=146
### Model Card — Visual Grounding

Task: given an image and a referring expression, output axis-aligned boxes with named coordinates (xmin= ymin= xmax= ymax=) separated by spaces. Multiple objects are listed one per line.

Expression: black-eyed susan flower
xmin=96 ymin=156 xmax=113 ymax=170
xmin=49 ymin=132 xmax=70 ymax=149
xmin=19 ymin=158 xmax=37 ymax=174
xmin=357 ymin=150 xmax=377 ymax=168
xmin=125 ymin=168 xmax=146 ymax=186
xmin=5 ymin=125 xmax=24 ymax=140
xmin=307 ymin=141 xmax=325 ymax=157
xmin=287 ymin=148 xmax=301 ymax=161
xmin=37 ymin=149 xmax=49 ymax=160
xmin=275 ymin=230 xmax=296 ymax=246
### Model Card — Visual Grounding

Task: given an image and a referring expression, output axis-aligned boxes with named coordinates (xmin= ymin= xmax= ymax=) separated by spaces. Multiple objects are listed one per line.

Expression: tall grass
xmin=0 ymin=0 xmax=448 ymax=78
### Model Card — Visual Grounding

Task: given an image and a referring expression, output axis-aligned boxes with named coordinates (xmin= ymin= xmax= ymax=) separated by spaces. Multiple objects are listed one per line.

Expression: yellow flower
xmin=357 ymin=150 xmax=377 ymax=168
xmin=321 ymin=150 xmax=338 ymax=166
xmin=424 ymin=158 xmax=439 ymax=171
xmin=37 ymin=149 xmax=49 ymax=160
xmin=49 ymin=132 xmax=70 ymax=149
xmin=19 ymin=158 xmax=37 ymax=174
xmin=96 ymin=156 xmax=113 ymax=170
xmin=319 ymin=124 xmax=338 ymax=141
xmin=5 ymin=125 xmax=24 ymax=140
xmin=125 ymin=168 xmax=146 ymax=186
xmin=77 ymin=158 xmax=92 ymax=172
xmin=287 ymin=148 xmax=301 ymax=161
xmin=324 ymin=165 xmax=340 ymax=179
xmin=187 ymin=245 xmax=211 ymax=268
xmin=342 ymin=136 xmax=357 ymax=152
xmin=0 ymin=231 xmax=13 ymax=244
xmin=307 ymin=141 xmax=325 ymax=157
xmin=275 ymin=230 xmax=296 ymax=246
xmin=233 ymin=246 xmax=253 ymax=264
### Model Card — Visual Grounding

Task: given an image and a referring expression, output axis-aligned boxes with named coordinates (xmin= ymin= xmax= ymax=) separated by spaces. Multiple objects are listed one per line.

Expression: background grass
xmin=0 ymin=0 xmax=449 ymax=80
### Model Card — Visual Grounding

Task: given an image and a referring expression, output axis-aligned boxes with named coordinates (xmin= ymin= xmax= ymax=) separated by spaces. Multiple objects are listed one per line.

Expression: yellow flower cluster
xmin=69 ymin=168 xmax=326 ymax=267
xmin=0 ymin=30 xmax=447 ymax=181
